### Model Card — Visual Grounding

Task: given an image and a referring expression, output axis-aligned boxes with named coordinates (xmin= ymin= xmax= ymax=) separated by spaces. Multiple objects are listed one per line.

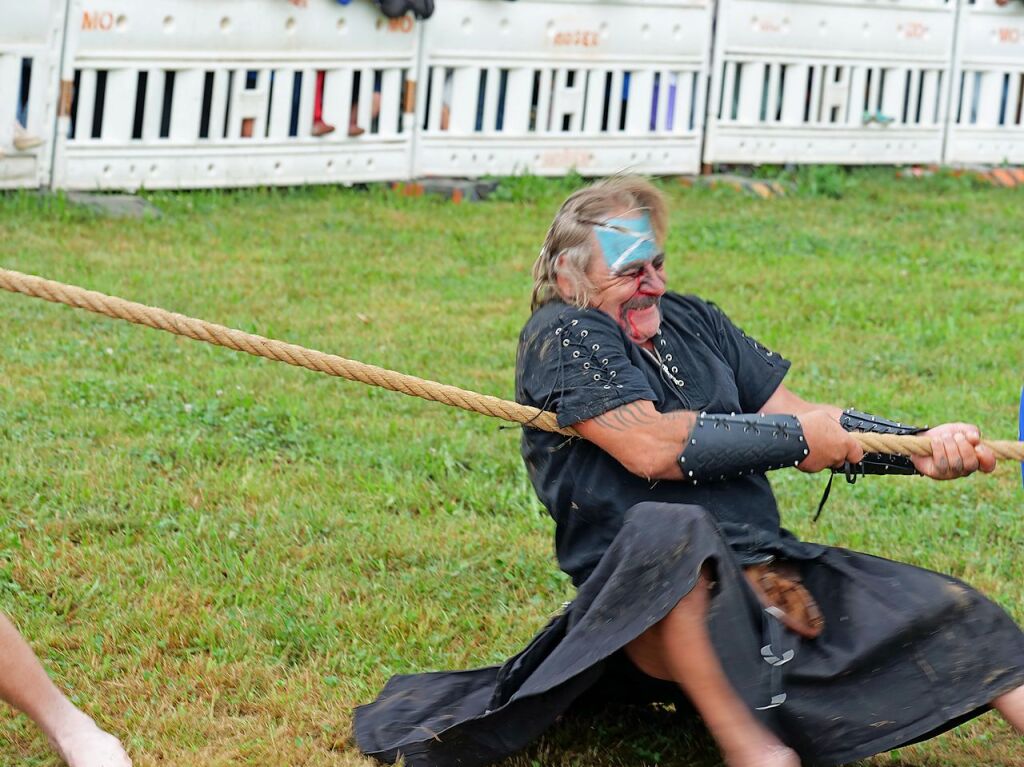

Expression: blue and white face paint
xmin=592 ymin=212 xmax=658 ymax=273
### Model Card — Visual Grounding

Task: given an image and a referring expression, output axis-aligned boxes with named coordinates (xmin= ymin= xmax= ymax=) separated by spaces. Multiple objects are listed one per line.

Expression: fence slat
xmin=379 ymin=68 xmax=401 ymax=137
xmin=170 ymin=69 xmax=203 ymax=142
xmin=675 ymin=70 xmax=695 ymax=134
xmin=266 ymin=68 xmax=292 ymax=140
xmin=607 ymin=69 xmax=624 ymax=133
xmin=425 ymin=66 xmax=444 ymax=132
xmin=208 ymin=69 xmax=229 ymax=140
xmin=535 ymin=67 xmax=553 ymax=134
xmin=449 ymin=67 xmax=479 ymax=134
xmin=582 ymin=68 xmax=605 ymax=134
xmin=102 ymin=69 xmax=136 ymax=142
xmin=481 ymin=66 xmax=500 ymax=134
xmin=297 ymin=67 xmax=316 ymax=138
xmin=625 ymin=69 xmax=653 ymax=134
xmin=881 ymin=68 xmax=905 ymax=125
xmin=655 ymin=70 xmax=672 ymax=132
xmin=75 ymin=69 xmax=97 ymax=141
xmin=141 ymin=69 xmax=164 ymax=142
xmin=848 ymin=66 xmax=867 ymax=125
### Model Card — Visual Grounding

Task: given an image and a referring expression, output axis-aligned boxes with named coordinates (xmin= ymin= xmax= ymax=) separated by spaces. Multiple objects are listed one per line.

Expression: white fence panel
xmin=54 ymin=0 xmax=419 ymax=191
xmin=414 ymin=0 xmax=713 ymax=178
xmin=946 ymin=0 xmax=1024 ymax=164
xmin=0 ymin=0 xmax=65 ymax=189
xmin=704 ymin=0 xmax=957 ymax=165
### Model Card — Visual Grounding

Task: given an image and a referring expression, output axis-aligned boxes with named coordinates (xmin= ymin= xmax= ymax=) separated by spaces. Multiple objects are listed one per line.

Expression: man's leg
xmin=312 ymin=70 xmax=335 ymax=137
xmin=625 ymin=571 xmax=799 ymax=767
xmin=0 ymin=613 xmax=131 ymax=767
xmin=994 ymin=685 xmax=1024 ymax=732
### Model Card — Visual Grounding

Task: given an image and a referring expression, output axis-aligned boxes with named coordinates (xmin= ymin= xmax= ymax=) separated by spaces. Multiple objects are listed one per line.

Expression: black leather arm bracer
xmin=677 ymin=413 xmax=809 ymax=484
xmin=838 ymin=408 xmax=927 ymax=481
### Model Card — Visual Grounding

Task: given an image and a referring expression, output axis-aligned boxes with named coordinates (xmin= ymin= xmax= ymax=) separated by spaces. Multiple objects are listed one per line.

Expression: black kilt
xmin=354 ymin=503 xmax=1024 ymax=767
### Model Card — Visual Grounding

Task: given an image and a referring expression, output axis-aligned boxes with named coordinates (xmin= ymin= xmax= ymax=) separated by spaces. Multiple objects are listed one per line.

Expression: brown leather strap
xmin=744 ymin=562 xmax=825 ymax=639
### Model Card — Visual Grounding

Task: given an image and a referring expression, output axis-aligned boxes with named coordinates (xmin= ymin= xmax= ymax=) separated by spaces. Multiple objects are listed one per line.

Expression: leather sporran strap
xmin=744 ymin=562 xmax=825 ymax=640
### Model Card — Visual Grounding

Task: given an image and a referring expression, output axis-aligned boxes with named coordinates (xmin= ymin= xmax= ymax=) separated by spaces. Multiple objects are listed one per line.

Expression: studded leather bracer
xmin=839 ymin=408 xmax=927 ymax=479
xmin=677 ymin=413 xmax=809 ymax=484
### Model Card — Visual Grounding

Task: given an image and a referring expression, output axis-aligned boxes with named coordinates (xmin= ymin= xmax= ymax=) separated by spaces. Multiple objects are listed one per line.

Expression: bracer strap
xmin=814 ymin=409 xmax=928 ymax=521
xmin=678 ymin=413 xmax=809 ymax=484
xmin=839 ymin=408 xmax=927 ymax=480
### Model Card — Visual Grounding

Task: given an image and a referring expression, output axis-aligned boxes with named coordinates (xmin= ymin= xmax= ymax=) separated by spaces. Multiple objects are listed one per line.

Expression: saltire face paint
xmin=592 ymin=213 xmax=658 ymax=273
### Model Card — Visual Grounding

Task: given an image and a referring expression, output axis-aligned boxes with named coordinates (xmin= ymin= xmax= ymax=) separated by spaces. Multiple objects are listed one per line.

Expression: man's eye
xmin=652 ymin=256 xmax=665 ymax=269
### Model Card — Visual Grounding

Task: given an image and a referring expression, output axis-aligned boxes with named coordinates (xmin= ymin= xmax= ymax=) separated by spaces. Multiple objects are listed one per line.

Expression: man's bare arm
xmin=576 ymin=401 xmax=695 ymax=480
xmin=575 ymin=385 xmax=863 ymax=481
xmin=760 ymin=384 xmax=842 ymax=421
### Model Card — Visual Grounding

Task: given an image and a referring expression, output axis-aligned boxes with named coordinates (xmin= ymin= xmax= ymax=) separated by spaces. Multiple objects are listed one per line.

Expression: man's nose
xmin=639 ymin=263 xmax=666 ymax=294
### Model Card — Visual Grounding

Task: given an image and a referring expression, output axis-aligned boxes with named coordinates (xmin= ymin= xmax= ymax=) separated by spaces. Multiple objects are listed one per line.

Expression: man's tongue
xmin=624 ymin=303 xmax=660 ymax=341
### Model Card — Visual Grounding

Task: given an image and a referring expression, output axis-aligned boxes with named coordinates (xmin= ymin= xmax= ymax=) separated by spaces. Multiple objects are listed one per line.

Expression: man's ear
xmin=554 ymin=253 xmax=575 ymax=301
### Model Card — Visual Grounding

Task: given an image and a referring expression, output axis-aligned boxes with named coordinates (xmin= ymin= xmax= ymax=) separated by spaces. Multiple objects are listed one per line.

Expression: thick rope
xmin=0 ymin=267 xmax=576 ymax=437
xmin=2 ymin=267 xmax=1023 ymax=463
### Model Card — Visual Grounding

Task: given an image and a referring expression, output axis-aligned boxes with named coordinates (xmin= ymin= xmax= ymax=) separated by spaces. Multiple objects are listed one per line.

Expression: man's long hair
xmin=531 ymin=176 xmax=668 ymax=311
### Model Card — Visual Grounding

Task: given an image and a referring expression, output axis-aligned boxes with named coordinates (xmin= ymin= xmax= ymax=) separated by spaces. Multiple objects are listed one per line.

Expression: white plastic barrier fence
xmin=9 ymin=0 xmax=1024 ymax=190
xmin=704 ymin=0 xmax=958 ymax=165
xmin=54 ymin=0 xmax=419 ymax=190
xmin=413 ymin=0 xmax=713 ymax=178
xmin=945 ymin=0 xmax=1024 ymax=164
xmin=0 ymin=0 xmax=65 ymax=189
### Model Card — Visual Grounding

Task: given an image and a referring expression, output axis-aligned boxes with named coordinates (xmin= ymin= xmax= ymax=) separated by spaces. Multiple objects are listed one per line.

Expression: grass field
xmin=0 ymin=169 xmax=1022 ymax=767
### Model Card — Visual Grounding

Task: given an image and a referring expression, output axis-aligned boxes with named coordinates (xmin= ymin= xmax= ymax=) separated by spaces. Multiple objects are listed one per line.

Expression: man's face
xmin=585 ymin=210 xmax=666 ymax=345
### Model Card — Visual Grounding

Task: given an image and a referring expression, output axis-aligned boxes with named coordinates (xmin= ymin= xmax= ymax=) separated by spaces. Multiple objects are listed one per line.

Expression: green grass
xmin=0 ymin=169 xmax=1021 ymax=766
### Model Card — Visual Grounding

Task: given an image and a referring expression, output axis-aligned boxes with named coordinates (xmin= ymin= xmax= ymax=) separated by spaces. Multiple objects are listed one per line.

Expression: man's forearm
xmin=759 ymin=385 xmax=842 ymax=422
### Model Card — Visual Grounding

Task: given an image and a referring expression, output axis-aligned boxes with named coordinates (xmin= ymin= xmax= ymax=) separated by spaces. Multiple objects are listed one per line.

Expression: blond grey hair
xmin=531 ymin=176 xmax=668 ymax=311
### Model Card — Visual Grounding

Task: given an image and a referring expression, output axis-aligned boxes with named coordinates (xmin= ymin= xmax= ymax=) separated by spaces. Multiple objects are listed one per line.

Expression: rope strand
xmin=3 ymin=267 xmax=1023 ymax=462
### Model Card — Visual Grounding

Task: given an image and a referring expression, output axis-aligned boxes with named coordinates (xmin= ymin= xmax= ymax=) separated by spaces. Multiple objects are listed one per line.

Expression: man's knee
xmin=612 ymin=503 xmax=721 ymax=575
xmin=625 ymin=501 xmax=714 ymax=527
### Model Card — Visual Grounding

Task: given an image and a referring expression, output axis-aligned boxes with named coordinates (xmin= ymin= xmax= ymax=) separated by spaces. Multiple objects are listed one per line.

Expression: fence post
xmin=941 ymin=0 xmax=967 ymax=164
xmin=50 ymin=0 xmax=77 ymax=191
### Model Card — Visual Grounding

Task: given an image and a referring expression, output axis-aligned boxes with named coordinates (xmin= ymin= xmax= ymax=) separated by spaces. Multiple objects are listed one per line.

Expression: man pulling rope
xmin=353 ymin=177 xmax=1024 ymax=767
